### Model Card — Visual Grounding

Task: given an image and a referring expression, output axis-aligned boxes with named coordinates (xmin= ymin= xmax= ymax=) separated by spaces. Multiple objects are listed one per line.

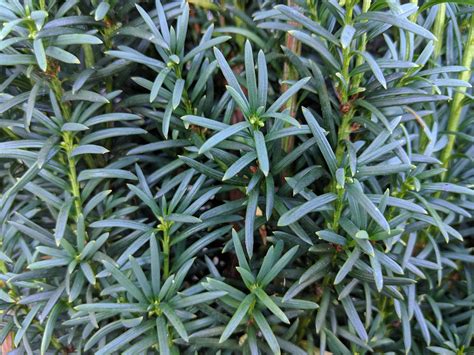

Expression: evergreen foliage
xmin=0 ymin=0 xmax=473 ymax=353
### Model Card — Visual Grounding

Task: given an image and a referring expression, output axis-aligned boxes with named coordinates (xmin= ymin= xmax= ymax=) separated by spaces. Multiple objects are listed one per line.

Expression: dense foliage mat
xmin=0 ymin=0 xmax=473 ymax=354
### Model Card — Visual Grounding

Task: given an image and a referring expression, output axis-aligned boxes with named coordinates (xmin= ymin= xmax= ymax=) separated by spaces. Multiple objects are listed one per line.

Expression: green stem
xmin=405 ymin=0 xmax=420 ymax=61
xmin=433 ymin=4 xmax=447 ymax=60
xmin=282 ymin=0 xmax=302 ymax=154
xmin=352 ymin=0 xmax=371 ymax=90
xmin=51 ymin=77 xmax=83 ymax=217
xmin=82 ymin=44 xmax=95 ymax=69
xmin=176 ymin=66 xmax=194 ymax=115
xmin=420 ymin=3 xmax=447 ymax=148
xmin=332 ymin=109 xmax=353 ymax=232
xmin=439 ymin=13 xmax=474 ymax=179
xmin=331 ymin=0 xmax=358 ymax=232
xmin=102 ymin=21 xmax=115 ymax=152
xmin=1 ymin=128 xmax=19 ymax=141
xmin=409 ymin=0 xmax=418 ymax=22
xmin=65 ymin=135 xmax=82 ymax=216
xmin=307 ymin=0 xmax=318 ymax=22
xmin=32 ymin=319 xmax=62 ymax=351
xmin=334 ymin=21 xmax=356 ymax=160
xmin=162 ymin=229 xmax=170 ymax=278
xmin=232 ymin=0 xmax=246 ymax=47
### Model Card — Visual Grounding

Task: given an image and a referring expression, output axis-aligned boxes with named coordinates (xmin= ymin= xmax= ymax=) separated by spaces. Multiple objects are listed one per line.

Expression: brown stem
xmin=281 ymin=0 xmax=302 ymax=155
